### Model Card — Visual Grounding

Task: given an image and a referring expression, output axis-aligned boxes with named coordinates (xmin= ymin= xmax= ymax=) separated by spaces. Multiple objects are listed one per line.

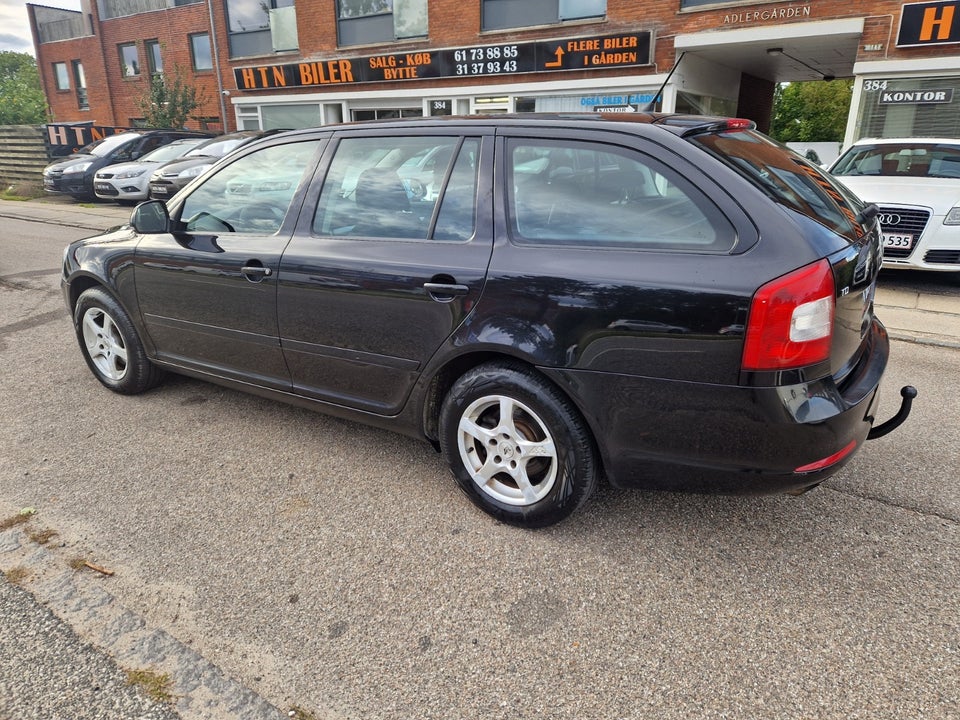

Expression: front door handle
xmin=424 ymin=282 xmax=469 ymax=302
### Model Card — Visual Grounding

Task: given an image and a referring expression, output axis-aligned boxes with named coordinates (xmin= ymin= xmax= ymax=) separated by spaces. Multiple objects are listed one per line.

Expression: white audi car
xmin=829 ymin=138 xmax=960 ymax=273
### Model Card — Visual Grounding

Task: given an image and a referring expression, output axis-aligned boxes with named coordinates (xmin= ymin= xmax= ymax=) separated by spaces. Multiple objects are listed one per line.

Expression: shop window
xmin=146 ymin=40 xmax=162 ymax=75
xmin=351 ymin=108 xmax=424 ymax=121
xmin=337 ymin=0 xmax=427 ymax=47
xmin=227 ymin=0 xmax=297 ymax=57
xmin=53 ymin=62 xmax=70 ymax=90
xmin=856 ymin=78 xmax=960 ymax=140
xmin=119 ymin=43 xmax=140 ymax=77
xmin=261 ymin=104 xmax=321 ymax=129
xmin=190 ymin=33 xmax=213 ymax=71
xmin=482 ymin=0 xmax=604 ymax=31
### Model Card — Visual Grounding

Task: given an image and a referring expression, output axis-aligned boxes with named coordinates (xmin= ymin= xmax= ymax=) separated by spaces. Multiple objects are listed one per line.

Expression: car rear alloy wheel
xmin=74 ymin=288 xmax=163 ymax=394
xmin=440 ymin=363 xmax=598 ymax=527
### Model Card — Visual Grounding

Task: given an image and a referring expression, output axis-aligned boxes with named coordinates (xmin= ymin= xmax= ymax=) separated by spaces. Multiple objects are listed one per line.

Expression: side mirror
xmin=131 ymin=200 xmax=170 ymax=234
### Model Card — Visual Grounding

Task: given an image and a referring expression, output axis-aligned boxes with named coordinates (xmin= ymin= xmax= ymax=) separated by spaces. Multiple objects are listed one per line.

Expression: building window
xmin=337 ymin=0 xmax=427 ymax=47
xmin=226 ymin=0 xmax=296 ymax=57
xmin=53 ymin=62 xmax=70 ymax=90
xmin=146 ymin=40 xmax=163 ymax=75
xmin=190 ymin=33 xmax=214 ymax=71
xmin=119 ymin=42 xmax=140 ymax=77
xmin=351 ymin=108 xmax=423 ymax=121
xmin=856 ymin=77 xmax=960 ymax=140
xmin=481 ymin=0 xmax=604 ymax=31
xmin=72 ymin=60 xmax=88 ymax=110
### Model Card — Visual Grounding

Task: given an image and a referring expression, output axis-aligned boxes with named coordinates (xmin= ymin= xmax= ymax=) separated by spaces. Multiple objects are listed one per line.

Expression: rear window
xmin=505 ymin=138 xmax=737 ymax=252
xmin=831 ymin=141 xmax=960 ymax=179
xmin=689 ymin=129 xmax=862 ymax=242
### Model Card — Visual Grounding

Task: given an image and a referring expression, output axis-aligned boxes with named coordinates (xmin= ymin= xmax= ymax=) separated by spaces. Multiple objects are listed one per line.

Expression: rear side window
xmin=312 ymin=136 xmax=479 ymax=241
xmin=689 ymin=130 xmax=862 ymax=242
xmin=505 ymin=138 xmax=736 ymax=252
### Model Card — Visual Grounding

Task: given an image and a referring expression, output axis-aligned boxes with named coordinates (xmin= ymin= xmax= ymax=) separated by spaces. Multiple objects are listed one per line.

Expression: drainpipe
xmin=207 ymin=0 xmax=229 ymax=131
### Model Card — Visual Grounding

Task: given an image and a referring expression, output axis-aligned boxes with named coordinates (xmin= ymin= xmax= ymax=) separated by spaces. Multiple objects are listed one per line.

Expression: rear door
xmin=277 ymin=129 xmax=493 ymax=414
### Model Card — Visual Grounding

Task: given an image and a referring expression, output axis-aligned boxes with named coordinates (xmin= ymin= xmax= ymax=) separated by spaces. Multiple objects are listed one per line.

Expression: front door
xmin=134 ymin=138 xmax=324 ymax=389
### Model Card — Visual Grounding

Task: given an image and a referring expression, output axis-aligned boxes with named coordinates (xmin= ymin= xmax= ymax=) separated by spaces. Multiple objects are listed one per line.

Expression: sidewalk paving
xmin=4 ymin=196 xmax=959 ymax=348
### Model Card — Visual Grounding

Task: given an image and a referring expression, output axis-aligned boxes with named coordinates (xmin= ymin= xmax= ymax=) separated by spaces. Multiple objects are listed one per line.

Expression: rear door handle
xmin=423 ymin=282 xmax=469 ymax=302
xmin=241 ymin=265 xmax=273 ymax=282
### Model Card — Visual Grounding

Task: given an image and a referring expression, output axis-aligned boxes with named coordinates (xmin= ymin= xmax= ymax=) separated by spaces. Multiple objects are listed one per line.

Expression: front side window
xmin=190 ymin=33 xmax=213 ymax=71
xmin=180 ymin=140 xmax=323 ymax=235
xmin=338 ymin=0 xmax=427 ymax=46
xmin=54 ymin=62 xmax=70 ymax=90
xmin=119 ymin=43 xmax=140 ymax=77
xmin=312 ymin=135 xmax=478 ymax=241
xmin=482 ymin=0 xmax=604 ymax=31
xmin=506 ymin=138 xmax=734 ymax=251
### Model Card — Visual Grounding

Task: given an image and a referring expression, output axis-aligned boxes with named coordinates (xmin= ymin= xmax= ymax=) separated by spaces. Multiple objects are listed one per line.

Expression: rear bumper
xmin=548 ymin=318 xmax=895 ymax=494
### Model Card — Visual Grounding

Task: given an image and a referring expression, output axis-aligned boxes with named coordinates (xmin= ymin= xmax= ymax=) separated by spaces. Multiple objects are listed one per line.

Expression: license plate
xmin=94 ymin=183 xmax=111 ymax=192
xmin=151 ymin=186 xmax=167 ymax=196
xmin=882 ymin=233 xmax=914 ymax=250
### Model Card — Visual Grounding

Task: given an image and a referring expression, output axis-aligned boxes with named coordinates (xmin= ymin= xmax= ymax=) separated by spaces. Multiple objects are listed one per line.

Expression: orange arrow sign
xmin=545 ymin=47 xmax=564 ymax=68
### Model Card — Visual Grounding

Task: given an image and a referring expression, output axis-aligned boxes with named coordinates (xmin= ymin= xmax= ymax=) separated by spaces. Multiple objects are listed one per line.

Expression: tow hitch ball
xmin=867 ymin=385 xmax=918 ymax=440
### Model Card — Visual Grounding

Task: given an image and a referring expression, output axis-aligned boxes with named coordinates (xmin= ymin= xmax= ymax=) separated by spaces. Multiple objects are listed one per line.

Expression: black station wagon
xmin=62 ymin=114 xmax=915 ymax=527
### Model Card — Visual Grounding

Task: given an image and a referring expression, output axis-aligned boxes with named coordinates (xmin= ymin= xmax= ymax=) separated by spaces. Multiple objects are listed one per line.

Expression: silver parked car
xmin=94 ymin=137 xmax=210 ymax=205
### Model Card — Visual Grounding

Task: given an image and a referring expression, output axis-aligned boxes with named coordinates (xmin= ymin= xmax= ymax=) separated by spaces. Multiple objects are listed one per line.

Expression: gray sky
xmin=1 ymin=0 xmax=81 ymax=55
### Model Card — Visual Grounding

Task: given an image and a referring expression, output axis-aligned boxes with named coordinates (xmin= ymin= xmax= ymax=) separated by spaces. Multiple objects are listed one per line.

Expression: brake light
xmin=742 ymin=259 xmax=835 ymax=371
xmin=723 ymin=118 xmax=754 ymax=131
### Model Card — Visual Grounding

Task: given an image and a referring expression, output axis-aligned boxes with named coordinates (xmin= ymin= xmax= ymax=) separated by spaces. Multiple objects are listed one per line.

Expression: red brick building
xmin=28 ymin=0 xmax=960 ymax=145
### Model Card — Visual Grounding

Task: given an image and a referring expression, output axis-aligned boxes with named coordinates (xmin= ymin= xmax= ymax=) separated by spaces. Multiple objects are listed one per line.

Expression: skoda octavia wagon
xmin=62 ymin=114 xmax=914 ymax=527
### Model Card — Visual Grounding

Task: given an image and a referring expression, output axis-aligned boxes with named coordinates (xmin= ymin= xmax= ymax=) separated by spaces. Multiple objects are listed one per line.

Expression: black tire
xmin=439 ymin=362 xmax=598 ymax=528
xmin=73 ymin=287 xmax=164 ymax=394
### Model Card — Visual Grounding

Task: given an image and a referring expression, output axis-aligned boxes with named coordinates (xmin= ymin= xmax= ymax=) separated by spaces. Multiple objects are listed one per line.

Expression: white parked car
xmin=93 ymin=137 xmax=209 ymax=204
xmin=829 ymin=138 xmax=960 ymax=272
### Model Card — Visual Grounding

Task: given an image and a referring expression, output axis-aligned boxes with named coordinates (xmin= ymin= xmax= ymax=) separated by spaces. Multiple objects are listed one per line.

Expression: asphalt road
xmin=1 ymin=216 xmax=959 ymax=719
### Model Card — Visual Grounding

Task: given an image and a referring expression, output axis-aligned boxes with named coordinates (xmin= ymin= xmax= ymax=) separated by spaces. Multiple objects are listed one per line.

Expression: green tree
xmin=0 ymin=51 xmax=49 ymax=124
xmin=134 ymin=64 xmax=209 ymax=129
xmin=770 ymin=79 xmax=853 ymax=143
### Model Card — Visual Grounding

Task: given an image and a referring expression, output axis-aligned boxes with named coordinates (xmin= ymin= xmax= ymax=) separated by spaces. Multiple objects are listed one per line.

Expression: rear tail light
xmin=794 ymin=440 xmax=857 ymax=473
xmin=742 ymin=259 xmax=835 ymax=371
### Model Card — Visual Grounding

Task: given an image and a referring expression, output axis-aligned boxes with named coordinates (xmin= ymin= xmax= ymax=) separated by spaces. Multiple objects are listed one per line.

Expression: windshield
xmin=831 ymin=141 xmax=960 ymax=179
xmin=137 ymin=139 xmax=206 ymax=163
xmin=689 ymin=129 xmax=863 ymax=242
xmin=185 ymin=137 xmax=250 ymax=158
xmin=78 ymin=133 xmax=139 ymax=157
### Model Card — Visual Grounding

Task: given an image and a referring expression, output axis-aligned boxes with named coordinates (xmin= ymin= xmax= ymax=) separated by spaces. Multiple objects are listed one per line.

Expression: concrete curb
xmin=1 ymin=524 xmax=288 ymax=720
